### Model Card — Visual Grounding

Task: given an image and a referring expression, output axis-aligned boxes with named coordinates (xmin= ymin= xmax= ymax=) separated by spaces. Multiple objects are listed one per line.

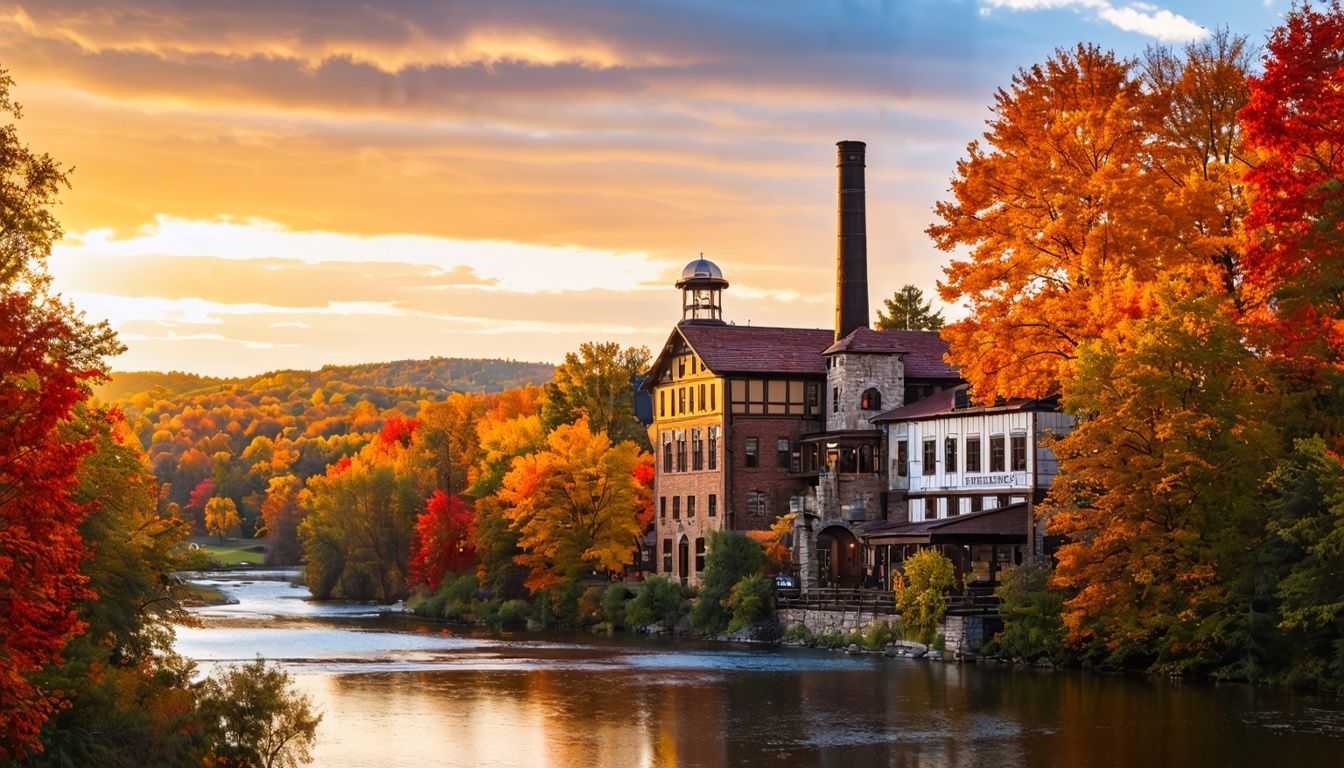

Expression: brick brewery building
xmin=644 ymin=141 xmax=961 ymax=587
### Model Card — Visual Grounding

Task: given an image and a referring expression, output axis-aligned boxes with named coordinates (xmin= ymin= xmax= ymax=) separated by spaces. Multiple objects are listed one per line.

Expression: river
xmin=176 ymin=570 xmax=1344 ymax=768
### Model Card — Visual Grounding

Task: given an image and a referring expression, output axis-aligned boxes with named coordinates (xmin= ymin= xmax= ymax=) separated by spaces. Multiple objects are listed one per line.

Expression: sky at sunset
xmin=4 ymin=0 xmax=1285 ymax=377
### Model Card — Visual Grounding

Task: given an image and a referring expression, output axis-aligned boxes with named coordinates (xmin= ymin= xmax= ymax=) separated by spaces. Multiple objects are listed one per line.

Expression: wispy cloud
xmin=4 ymin=0 xmax=1268 ymax=376
xmin=980 ymin=0 xmax=1208 ymax=42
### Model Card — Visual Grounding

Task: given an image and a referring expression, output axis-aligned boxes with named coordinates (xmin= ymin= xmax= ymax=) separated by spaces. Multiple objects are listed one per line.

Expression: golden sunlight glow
xmin=1 ymin=0 xmax=1249 ymax=376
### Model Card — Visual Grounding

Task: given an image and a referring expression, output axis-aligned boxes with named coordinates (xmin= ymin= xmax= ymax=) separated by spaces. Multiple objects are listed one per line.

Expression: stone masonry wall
xmin=826 ymin=352 xmax=904 ymax=432
xmin=778 ymin=608 xmax=988 ymax=656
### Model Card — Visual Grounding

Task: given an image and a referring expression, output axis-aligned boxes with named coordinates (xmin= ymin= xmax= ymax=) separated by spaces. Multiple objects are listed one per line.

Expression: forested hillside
xmin=95 ymin=357 xmax=554 ymax=528
xmin=95 ymin=357 xmax=554 ymax=401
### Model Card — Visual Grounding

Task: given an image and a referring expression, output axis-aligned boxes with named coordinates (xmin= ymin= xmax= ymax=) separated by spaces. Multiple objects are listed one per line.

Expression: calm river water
xmin=176 ymin=570 xmax=1344 ymax=768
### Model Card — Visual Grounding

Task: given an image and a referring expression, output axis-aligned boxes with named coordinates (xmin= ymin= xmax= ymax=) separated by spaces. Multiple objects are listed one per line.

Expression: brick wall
xmin=727 ymin=416 xmax=812 ymax=532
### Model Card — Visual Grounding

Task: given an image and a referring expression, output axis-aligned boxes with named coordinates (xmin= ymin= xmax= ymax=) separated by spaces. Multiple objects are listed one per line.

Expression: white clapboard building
xmin=862 ymin=385 xmax=1074 ymax=586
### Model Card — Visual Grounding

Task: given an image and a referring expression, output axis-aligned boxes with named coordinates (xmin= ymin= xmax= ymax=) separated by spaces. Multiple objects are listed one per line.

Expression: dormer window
xmin=861 ymin=387 xmax=882 ymax=411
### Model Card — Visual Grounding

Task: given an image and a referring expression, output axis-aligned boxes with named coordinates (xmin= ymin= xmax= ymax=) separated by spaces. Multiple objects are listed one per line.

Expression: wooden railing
xmin=777 ymin=588 xmax=1000 ymax=616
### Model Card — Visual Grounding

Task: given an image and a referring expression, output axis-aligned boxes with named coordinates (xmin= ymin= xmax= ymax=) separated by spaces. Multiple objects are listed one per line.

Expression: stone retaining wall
xmin=778 ymin=608 xmax=988 ymax=655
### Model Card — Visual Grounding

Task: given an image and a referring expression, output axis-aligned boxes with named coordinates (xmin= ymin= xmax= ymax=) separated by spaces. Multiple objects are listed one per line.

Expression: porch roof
xmin=861 ymin=503 xmax=1029 ymax=545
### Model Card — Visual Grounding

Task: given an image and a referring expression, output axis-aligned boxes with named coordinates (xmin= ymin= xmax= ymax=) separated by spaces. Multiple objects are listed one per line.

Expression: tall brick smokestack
xmin=835 ymin=140 xmax=869 ymax=342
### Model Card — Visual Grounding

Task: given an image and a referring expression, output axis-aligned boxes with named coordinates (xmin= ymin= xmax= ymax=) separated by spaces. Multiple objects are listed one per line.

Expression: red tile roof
xmin=880 ymin=330 xmax=959 ymax=380
xmin=669 ymin=323 xmax=959 ymax=381
xmin=872 ymin=384 xmax=1059 ymax=422
xmin=823 ymin=327 xmax=958 ymax=380
xmin=823 ymin=327 xmax=906 ymax=354
xmin=677 ymin=324 xmax=835 ymax=375
xmin=871 ymin=386 xmax=961 ymax=421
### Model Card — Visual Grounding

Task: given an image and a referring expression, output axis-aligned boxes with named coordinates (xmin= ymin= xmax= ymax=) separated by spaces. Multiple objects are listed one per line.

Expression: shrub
xmin=530 ymin=589 xmax=556 ymax=628
xmin=535 ymin=582 xmax=583 ymax=628
xmin=602 ymin=583 xmax=632 ymax=629
xmin=814 ymin=631 xmax=845 ymax=649
xmin=690 ymin=531 xmax=766 ymax=635
xmin=627 ymin=576 xmax=687 ymax=630
xmin=495 ymin=599 xmax=531 ymax=628
xmin=986 ymin=562 xmax=1069 ymax=664
xmin=897 ymin=548 xmax=956 ymax=644
xmin=577 ymin=585 xmax=606 ymax=626
xmin=438 ymin=572 xmax=479 ymax=621
xmin=863 ymin=621 xmax=896 ymax=650
xmin=726 ymin=574 xmax=775 ymax=632
xmin=411 ymin=571 xmax=479 ymax=620
xmin=476 ymin=598 xmax=503 ymax=628
xmin=782 ymin=623 xmax=815 ymax=644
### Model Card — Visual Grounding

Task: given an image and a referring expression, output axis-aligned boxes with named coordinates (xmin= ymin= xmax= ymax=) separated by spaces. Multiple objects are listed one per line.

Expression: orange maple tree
xmin=932 ymin=40 xmax=1253 ymax=401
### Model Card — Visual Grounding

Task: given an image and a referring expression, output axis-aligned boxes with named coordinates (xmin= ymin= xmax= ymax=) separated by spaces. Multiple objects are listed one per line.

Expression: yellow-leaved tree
xmin=499 ymin=419 xmax=647 ymax=591
xmin=203 ymin=497 xmax=241 ymax=543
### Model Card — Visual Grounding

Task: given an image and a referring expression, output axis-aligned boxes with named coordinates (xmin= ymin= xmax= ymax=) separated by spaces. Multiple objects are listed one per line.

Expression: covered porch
xmin=861 ymin=503 xmax=1031 ymax=592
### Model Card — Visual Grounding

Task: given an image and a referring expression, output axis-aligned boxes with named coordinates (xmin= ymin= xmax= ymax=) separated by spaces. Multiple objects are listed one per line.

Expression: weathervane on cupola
xmin=675 ymin=253 xmax=729 ymax=325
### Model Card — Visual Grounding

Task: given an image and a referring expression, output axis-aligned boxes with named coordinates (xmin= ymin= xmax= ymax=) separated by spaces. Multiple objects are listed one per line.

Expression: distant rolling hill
xmin=95 ymin=357 xmax=555 ymax=515
xmin=95 ymin=357 xmax=555 ymax=402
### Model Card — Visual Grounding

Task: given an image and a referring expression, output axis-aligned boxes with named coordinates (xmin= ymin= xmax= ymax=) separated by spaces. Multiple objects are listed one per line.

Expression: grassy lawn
xmin=189 ymin=535 xmax=268 ymax=568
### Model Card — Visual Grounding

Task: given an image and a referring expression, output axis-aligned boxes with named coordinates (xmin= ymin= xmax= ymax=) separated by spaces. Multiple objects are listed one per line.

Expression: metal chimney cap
xmin=676 ymin=257 xmax=728 ymax=288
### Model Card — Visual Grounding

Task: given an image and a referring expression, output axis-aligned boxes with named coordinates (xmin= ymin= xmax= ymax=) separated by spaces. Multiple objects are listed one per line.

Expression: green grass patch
xmin=189 ymin=535 xmax=268 ymax=567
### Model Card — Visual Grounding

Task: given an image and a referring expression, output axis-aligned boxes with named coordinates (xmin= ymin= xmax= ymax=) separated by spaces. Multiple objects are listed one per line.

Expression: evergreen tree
xmin=875 ymin=285 xmax=945 ymax=332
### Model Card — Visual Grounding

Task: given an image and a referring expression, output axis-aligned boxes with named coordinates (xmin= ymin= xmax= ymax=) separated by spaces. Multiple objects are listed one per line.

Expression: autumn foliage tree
xmin=1044 ymin=292 xmax=1280 ymax=668
xmin=409 ymin=491 xmax=476 ymax=591
xmin=260 ymin=474 xmax=306 ymax=566
xmin=926 ymin=22 xmax=1344 ymax=681
xmin=931 ymin=39 xmax=1253 ymax=401
xmin=0 ymin=67 xmax=122 ymax=758
xmin=931 ymin=44 xmax=1159 ymax=400
xmin=499 ymin=419 xmax=645 ymax=591
xmin=1240 ymin=0 xmax=1344 ymax=372
xmin=542 ymin=342 xmax=651 ymax=450
xmin=204 ymin=496 xmax=242 ymax=543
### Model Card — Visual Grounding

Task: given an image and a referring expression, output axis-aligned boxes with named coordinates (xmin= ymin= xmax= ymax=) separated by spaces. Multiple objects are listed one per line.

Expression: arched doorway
xmin=677 ymin=536 xmax=690 ymax=585
xmin=816 ymin=525 xmax=862 ymax=588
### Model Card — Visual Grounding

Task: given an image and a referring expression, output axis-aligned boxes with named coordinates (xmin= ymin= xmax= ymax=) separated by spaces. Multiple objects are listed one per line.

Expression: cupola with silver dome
xmin=675 ymin=255 xmax=729 ymax=324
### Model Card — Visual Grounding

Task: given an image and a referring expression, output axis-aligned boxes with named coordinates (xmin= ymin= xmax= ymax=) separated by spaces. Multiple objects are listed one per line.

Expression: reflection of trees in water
xmin=300 ymin=647 xmax=1341 ymax=768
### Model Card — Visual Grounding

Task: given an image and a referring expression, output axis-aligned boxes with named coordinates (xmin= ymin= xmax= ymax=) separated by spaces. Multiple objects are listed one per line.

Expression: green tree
xmin=626 ymin=576 xmax=688 ymax=630
xmin=199 ymin=659 xmax=322 ymax=768
xmin=1263 ymin=436 xmax=1344 ymax=690
xmin=896 ymin=548 xmax=955 ymax=645
xmin=300 ymin=458 xmax=426 ymax=602
xmin=988 ymin=562 xmax=1069 ymax=664
xmin=726 ymin=574 xmax=775 ymax=633
xmin=690 ymin=531 xmax=766 ymax=635
xmin=875 ymin=285 xmax=946 ymax=331
xmin=541 ymin=342 xmax=651 ymax=450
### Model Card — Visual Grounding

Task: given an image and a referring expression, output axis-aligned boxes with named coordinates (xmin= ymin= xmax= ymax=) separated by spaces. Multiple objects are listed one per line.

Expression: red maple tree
xmin=1241 ymin=0 xmax=1344 ymax=369
xmin=408 ymin=490 xmax=476 ymax=590
xmin=0 ymin=292 xmax=103 ymax=758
